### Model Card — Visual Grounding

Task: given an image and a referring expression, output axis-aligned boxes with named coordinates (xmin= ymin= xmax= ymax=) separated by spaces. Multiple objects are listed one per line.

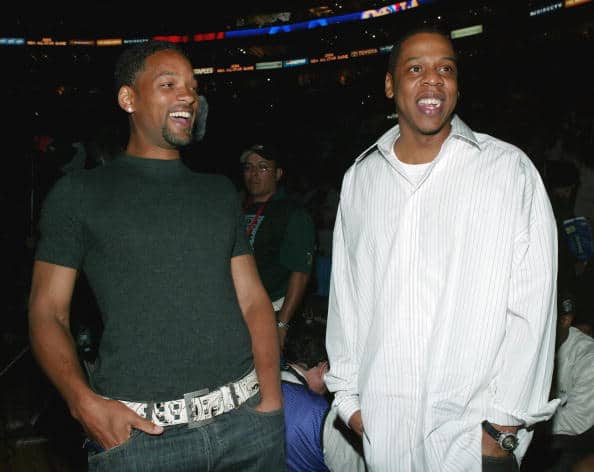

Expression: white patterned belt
xmin=120 ymin=369 xmax=259 ymax=428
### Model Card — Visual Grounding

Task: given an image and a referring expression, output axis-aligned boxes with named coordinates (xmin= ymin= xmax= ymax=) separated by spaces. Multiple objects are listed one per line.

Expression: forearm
xmin=243 ymin=303 xmax=282 ymax=407
xmin=29 ymin=313 xmax=94 ymax=417
xmin=277 ymin=271 xmax=309 ymax=324
xmin=231 ymin=255 xmax=282 ymax=408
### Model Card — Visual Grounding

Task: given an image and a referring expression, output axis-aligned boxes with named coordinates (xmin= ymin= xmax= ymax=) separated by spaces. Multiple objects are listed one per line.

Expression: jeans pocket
xmin=87 ymin=429 xmax=142 ymax=461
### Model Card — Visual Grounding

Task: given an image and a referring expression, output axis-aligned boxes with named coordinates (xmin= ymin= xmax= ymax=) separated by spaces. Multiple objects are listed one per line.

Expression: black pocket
xmin=482 ymin=454 xmax=519 ymax=472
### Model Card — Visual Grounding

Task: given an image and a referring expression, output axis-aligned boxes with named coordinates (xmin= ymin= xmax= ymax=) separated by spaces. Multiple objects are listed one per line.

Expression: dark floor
xmin=1 ymin=333 xmax=87 ymax=472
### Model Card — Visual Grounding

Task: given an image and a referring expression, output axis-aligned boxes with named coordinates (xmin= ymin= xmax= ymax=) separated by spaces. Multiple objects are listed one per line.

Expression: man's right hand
xmin=72 ymin=393 xmax=164 ymax=450
xmin=348 ymin=409 xmax=364 ymax=437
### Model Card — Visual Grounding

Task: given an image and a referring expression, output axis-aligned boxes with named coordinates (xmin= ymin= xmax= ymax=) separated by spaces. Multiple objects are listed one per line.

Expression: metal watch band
xmin=277 ymin=320 xmax=290 ymax=330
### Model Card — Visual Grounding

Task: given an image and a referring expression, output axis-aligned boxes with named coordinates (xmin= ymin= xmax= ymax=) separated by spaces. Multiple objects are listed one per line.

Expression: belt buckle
xmin=184 ymin=388 xmax=214 ymax=429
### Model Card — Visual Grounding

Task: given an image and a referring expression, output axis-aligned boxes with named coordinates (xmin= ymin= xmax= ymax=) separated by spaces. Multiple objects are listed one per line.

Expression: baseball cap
xmin=240 ymin=142 xmax=284 ymax=167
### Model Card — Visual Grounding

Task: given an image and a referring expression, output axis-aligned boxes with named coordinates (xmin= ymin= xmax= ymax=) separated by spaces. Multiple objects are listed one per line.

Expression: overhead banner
xmin=564 ymin=0 xmax=591 ymax=6
xmin=450 ymin=25 xmax=483 ymax=39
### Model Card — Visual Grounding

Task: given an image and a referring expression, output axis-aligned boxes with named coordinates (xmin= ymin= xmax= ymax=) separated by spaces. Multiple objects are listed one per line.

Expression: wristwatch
xmin=481 ymin=420 xmax=519 ymax=452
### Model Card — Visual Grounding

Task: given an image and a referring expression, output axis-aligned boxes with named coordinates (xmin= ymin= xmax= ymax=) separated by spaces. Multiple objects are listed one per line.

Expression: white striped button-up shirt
xmin=325 ymin=115 xmax=560 ymax=471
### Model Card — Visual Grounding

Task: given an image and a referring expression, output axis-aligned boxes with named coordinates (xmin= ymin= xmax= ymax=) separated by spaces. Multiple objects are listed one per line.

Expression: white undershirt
xmin=395 ymin=157 xmax=432 ymax=186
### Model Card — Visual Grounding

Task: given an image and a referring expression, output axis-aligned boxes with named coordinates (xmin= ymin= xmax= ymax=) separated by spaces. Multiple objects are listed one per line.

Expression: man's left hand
xmin=253 ymin=395 xmax=283 ymax=413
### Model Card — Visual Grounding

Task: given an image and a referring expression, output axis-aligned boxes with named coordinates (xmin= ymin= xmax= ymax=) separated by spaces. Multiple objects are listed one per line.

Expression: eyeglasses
xmin=243 ymin=163 xmax=274 ymax=174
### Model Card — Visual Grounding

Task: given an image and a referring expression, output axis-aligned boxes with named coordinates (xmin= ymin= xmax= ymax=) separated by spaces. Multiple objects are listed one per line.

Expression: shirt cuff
xmin=485 ymin=408 xmax=523 ymax=427
xmin=335 ymin=394 xmax=361 ymax=428
xmin=486 ymin=398 xmax=561 ymax=427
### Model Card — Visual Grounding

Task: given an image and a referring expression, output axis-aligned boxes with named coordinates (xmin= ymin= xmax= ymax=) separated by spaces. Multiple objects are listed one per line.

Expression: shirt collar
xmin=357 ymin=114 xmax=480 ymax=164
xmin=281 ymin=364 xmax=307 ymax=385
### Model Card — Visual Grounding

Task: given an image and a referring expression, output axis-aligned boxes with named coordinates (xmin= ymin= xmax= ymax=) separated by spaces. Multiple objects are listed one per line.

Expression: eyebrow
xmin=154 ymin=70 xmax=197 ymax=87
xmin=155 ymin=70 xmax=179 ymax=79
xmin=404 ymin=55 xmax=457 ymax=63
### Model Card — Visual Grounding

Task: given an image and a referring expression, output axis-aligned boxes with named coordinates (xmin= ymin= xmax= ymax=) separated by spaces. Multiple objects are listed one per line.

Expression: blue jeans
xmin=87 ymin=392 xmax=286 ymax=472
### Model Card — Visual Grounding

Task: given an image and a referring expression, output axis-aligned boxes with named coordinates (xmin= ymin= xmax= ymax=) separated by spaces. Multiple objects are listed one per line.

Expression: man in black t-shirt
xmin=28 ymin=41 xmax=284 ymax=472
xmin=241 ymin=142 xmax=316 ymax=348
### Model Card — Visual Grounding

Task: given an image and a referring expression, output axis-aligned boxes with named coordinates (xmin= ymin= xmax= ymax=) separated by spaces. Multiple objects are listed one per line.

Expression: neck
xmin=395 ymin=122 xmax=451 ymax=164
xmin=252 ymin=192 xmax=275 ymax=204
xmin=125 ymin=138 xmax=181 ymax=161
xmin=394 ymin=137 xmax=441 ymax=164
xmin=556 ymin=328 xmax=570 ymax=350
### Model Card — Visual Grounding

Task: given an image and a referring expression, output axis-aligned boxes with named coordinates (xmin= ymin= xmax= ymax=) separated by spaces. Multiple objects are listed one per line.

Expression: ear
xmin=275 ymin=167 xmax=284 ymax=182
xmin=117 ymin=85 xmax=135 ymax=114
xmin=385 ymin=72 xmax=395 ymax=99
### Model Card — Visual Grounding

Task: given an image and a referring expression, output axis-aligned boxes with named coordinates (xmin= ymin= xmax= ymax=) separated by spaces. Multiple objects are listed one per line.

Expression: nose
xmin=423 ymin=69 xmax=443 ymax=86
xmin=177 ymin=86 xmax=197 ymax=104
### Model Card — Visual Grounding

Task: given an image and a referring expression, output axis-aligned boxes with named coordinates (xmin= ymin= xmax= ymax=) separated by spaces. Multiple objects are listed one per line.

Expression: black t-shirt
xmin=243 ymin=191 xmax=315 ymax=301
xmin=36 ymin=154 xmax=253 ymax=401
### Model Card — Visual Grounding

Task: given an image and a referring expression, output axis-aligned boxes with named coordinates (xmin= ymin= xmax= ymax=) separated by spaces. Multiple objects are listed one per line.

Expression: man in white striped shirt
xmin=325 ymin=27 xmax=560 ymax=471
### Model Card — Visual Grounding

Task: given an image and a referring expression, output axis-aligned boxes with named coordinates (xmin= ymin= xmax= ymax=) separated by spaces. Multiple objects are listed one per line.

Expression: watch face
xmin=500 ymin=434 xmax=518 ymax=452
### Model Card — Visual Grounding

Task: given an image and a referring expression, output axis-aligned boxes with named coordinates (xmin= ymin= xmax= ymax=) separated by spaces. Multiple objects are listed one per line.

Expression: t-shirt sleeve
xmin=34 ymin=173 xmax=85 ymax=269
xmin=279 ymin=207 xmax=316 ymax=273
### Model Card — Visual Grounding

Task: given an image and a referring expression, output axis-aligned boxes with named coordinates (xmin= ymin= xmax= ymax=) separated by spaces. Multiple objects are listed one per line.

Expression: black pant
xmin=482 ymin=454 xmax=520 ymax=472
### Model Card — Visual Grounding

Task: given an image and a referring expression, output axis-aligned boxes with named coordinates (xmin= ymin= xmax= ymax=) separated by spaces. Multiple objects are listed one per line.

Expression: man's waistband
xmin=120 ymin=369 xmax=259 ymax=428
xmin=272 ymin=296 xmax=285 ymax=312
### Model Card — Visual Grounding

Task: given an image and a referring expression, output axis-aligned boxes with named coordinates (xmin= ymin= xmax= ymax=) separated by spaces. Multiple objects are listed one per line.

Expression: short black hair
xmin=114 ymin=40 xmax=190 ymax=92
xmin=283 ymin=316 xmax=327 ymax=369
xmin=387 ymin=25 xmax=455 ymax=75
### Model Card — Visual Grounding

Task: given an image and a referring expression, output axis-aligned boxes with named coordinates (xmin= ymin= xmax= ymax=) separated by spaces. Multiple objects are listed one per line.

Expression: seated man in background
xmin=547 ymin=293 xmax=594 ymax=472
xmin=282 ymin=315 xmax=367 ymax=472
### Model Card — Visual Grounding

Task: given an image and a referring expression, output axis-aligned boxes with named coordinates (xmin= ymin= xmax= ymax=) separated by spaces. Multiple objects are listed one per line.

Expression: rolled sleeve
xmin=333 ymin=393 xmax=362 ymax=427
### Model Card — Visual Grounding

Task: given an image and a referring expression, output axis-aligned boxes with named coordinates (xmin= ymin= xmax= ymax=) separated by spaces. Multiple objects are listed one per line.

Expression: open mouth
xmin=169 ymin=111 xmax=193 ymax=128
xmin=417 ymin=97 xmax=443 ymax=115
